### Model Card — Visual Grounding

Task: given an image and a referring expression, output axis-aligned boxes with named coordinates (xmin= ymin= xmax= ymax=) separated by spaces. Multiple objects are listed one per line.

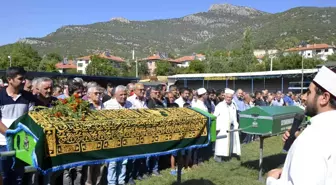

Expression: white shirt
xmin=127 ymin=94 xmax=147 ymax=109
xmin=104 ymin=98 xmax=132 ymax=110
xmin=192 ymin=99 xmax=208 ymax=112
xmin=267 ymin=110 xmax=336 ymax=185
xmin=175 ymin=97 xmax=188 ymax=108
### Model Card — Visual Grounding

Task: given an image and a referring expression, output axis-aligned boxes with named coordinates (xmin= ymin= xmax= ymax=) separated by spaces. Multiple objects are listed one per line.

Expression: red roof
xmin=256 ymin=55 xmax=264 ymax=59
xmin=77 ymin=56 xmax=91 ymax=60
xmin=172 ymin=56 xmax=196 ymax=63
xmin=286 ymin=44 xmax=332 ymax=52
xmin=55 ymin=60 xmax=77 ymax=69
xmin=98 ymin=53 xmax=125 ymax=62
xmin=77 ymin=52 xmax=125 ymax=62
xmin=139 ymin=55 xmax=162 ymax=61
xmin=172 ymin=54 xmax=206 ymax=63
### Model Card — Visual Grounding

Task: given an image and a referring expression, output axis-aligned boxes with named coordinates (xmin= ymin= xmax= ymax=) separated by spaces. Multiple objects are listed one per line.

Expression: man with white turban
xmin=267 ymin=66 xmax=336 ymax=185
xmin=213 ymin=88 xmax=241 ymax=162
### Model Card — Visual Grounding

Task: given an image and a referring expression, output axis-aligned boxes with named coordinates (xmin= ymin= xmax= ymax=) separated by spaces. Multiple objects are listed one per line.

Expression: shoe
xmin=151 ymin=171 xmax=162 ymax=177
xmin=236 ymin=156 xmax=241 ymax=161
xmin=170 ymin=169 xmax=177 ymax=176
xmin=142 ymin=174 xmax=149 ymax=179
xmin=126 ymin=178 xmax=136 ymax=185
xmin=214 ymin=156 xmax=222 ymax=163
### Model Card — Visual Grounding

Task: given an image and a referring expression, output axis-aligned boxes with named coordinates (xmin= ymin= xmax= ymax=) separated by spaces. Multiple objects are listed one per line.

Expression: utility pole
xmin=301 ymin=52 xmax=304 ymax=94
xmin=132 ymin=49 xmax=138 ymax=78
xmin=136 ymin=57 xmax=138 ymax=78
xmin=270 ymin=55 xmax=275 ymax=71
xmin=8 ymin=56 xmax=11 ymax=67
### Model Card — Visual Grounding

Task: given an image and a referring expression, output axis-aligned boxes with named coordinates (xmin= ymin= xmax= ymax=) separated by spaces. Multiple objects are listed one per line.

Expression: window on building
xmin=85 ymin=60 xmax=89 ymax=64
xmin=316 ymin=49 xmax=321 ymax=53
xmin=78 ymin=63 xmax=83 ymax=67
xmin=325 ymin=49 xmax=329 ymax=52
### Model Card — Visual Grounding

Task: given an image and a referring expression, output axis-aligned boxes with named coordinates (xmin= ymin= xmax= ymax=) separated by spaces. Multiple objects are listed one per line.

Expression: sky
xmin=0 ymin=0 xmax=335 ymax=46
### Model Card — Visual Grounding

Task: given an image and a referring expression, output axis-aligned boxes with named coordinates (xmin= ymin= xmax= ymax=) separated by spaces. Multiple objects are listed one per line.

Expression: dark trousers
xmin=127 ymin=158 xmax=147 ymax=180
xmin=0 ymin=145 xmax=25 ymax=185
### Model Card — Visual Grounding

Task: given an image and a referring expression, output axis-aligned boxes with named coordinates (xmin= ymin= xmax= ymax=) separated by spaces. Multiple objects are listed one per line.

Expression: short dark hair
xmin=6 ymin=67 xmax=26 ymax=79
xmin=152 ymin=85 xmax=162 ymax=92
xmin=169 ymin=85 xmax=177 ymax=91
xmin=255 ymin=91 xmax=262 ymax=96
xmin=315 ymin=85 xmax=336 ymax=109
xmin=208 ymin=88 xmax=216 ymax=94
xmin=156 ymin=84 xmax=165 ymax=91
xmin=183 ymin=103 xmax=191 ymax=108
xmin=179 ymin=87 xmax=190 ymax=95
xmin=107 ymin=83 xmax=113 ymax=88
xmin=68 ymin=81 xmax=84 ymax=95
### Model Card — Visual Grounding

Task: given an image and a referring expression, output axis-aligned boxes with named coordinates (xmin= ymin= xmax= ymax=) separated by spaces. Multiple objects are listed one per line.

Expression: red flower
xmin=73 ymin=93 xmax=80 ymax=99
xmin=54 ymin=112 xmax=62 ymax=118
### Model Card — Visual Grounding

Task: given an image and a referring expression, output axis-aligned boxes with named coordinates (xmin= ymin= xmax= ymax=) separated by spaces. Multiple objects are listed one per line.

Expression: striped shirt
xmin=0 ymin=88 xmax=35 ymax=145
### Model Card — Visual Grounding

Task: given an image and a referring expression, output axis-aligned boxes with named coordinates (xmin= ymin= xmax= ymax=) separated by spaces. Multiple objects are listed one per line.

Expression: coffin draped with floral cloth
xmin=5 ymin=94 xmax=214 ymax=175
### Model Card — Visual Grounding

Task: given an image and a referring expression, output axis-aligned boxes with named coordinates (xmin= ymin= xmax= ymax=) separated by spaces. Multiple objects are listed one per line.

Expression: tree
xmin=86 ymin=55 xmax=119 ymax=76
xmin=46 ymin=52 xmax=62 ymax=62
xmin=121 ymin=61 xmax=150 ymax=77
xmin=240 ymin=28 xmax=258 ymax=72
xmin=66 ymin=69 xmax=80 ymax=74
xmin=186 ymin=60 xmax=206 ymax=73
xmin=155 ymin=61 xmax=174 ymax=76
xmin=38 ymin=58 xmax=58 ymax=72
xmin=275 ymin=37 xmax=300 ymax=51
xmin=328 ymin=54 xmax=336 ymax=61
xmin=0 ymin=43 xmax=41 ymax=70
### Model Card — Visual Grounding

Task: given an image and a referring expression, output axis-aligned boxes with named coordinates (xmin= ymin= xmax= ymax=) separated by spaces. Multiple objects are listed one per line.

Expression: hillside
xmin=11 ymin=4 xmax=336 ymax=58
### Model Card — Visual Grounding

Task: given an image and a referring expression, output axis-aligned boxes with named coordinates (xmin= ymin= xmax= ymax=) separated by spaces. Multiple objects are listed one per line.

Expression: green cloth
xmin=190 ymin=107 xmax=217 ymax=142
xmin=8 ymin=107 xmax=210 ymax=174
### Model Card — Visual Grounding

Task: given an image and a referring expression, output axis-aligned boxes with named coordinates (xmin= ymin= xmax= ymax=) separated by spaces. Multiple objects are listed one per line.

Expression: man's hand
xmin=282 ymin=129 xmax=300 ymax=142
xmin=267 ymin=168 xmax=283 ymax=179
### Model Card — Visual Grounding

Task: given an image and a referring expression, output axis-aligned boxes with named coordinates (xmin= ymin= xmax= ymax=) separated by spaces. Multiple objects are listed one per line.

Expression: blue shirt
xmin=233 ymin=95 xmax=247 ymax=112
xmin=283 ymin=95 xmax=294 ymax=106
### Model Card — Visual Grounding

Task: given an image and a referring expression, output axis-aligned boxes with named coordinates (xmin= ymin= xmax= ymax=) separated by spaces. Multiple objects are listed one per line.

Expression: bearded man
xmin=267 ymin=66 xmax=336 ymax=185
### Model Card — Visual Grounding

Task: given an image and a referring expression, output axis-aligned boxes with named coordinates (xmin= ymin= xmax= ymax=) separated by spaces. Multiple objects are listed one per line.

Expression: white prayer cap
xmin=197 ymin=88 xmax=207 ymax=96
xmin=313 ymin=66 xmax=336 ymax=97
xmin=225 ymin=88 xmax=235 ymax=95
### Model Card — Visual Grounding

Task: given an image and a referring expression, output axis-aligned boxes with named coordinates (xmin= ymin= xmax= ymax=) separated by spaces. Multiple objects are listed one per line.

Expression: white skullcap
xmin=225 ymin=88 xmax=235 ymax=95
xmin=313 ymin=66 xmax=336 ymax=97
xmin=197 ymin=88 xmax=207 ymax=96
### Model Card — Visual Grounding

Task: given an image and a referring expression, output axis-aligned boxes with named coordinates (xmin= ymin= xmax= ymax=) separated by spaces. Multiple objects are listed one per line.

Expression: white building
xmin=174 ymin=54 xmax=206 ymax=68
xmin=285 ymin=44 xmax=335 ymax=61
xmin=139 ymin=53 xmax=206 ymax=76
xmin=56 ymin=52 xmax=125 ymax=74
xmin=253 ymin=49 xmax=278 ymax=58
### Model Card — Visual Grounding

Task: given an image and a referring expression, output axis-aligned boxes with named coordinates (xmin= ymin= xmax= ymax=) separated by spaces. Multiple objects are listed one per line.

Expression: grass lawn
xmin=136 ymin=136 xmax=286 ymax=185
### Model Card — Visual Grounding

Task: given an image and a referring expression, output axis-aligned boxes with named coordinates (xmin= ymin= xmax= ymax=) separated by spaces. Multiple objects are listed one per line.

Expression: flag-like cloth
xmin=7 ymin=107 xmax=211 ymax=174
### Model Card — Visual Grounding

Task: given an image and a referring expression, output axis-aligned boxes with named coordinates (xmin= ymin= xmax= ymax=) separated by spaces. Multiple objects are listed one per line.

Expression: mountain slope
xmin=14 ymin=4 xmax=336 ymax=58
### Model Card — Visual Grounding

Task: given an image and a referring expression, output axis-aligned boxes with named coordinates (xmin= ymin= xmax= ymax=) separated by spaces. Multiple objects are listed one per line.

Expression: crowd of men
xmin=0 ymin=66 xmax=309 ymax=185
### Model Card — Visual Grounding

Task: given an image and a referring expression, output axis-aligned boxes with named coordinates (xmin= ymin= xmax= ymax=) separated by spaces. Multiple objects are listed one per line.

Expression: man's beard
xmin=305 ymin=96 xmax=318 ymax=117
